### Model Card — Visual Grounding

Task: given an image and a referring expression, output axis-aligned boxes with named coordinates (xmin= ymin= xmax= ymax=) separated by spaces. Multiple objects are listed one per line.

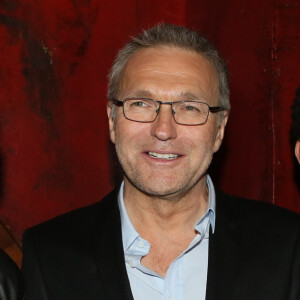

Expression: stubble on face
xmin=114 ymin=128 xmax=215 ymax=202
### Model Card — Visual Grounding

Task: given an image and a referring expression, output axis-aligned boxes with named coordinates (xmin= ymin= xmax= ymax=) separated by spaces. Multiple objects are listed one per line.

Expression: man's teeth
xmin=148 ymin=152 xmax=180 ymax=160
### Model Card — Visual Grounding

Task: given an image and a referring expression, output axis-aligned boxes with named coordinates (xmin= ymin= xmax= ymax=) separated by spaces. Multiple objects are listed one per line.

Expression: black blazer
xmin=22 ymin=189 xmax=300 ymax=300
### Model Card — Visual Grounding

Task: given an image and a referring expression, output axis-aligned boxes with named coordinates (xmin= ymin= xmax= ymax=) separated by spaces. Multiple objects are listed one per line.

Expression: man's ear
xmin=107 ymin=102 xmax=116 ymax=144
xmin=213 ymin=112 xmax=229 ymax=153
xmin=295 ymin=140 xmax=300 ymax=164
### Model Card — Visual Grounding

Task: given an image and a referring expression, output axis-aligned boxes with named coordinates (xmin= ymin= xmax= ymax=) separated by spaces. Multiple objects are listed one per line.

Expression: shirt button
xmin=137 ymin=241 xmax=145 ymax=248
xmin=129 ymin=260 xmax=135 ymax=268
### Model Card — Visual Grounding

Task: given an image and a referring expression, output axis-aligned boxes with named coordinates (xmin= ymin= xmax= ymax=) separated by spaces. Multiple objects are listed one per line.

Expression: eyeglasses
xmin=113 ymin=98 xmax=226 ymax=126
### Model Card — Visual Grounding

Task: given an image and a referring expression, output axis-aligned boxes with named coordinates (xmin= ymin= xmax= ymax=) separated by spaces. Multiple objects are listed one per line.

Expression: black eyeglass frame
xmin=112 ymin=97 xmax=226 ymax=126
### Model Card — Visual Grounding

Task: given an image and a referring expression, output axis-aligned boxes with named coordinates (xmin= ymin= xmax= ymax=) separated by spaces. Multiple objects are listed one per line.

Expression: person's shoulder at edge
xmin=0 ymin=249 xmax=24 ymax=300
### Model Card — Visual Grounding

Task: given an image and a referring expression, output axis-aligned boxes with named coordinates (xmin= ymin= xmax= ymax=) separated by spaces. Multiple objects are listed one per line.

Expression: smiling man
xmin=22 ymin=24 xmax=300 ymax=300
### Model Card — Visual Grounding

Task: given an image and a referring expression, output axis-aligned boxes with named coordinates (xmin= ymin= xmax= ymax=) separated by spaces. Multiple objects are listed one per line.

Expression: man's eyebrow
xmin=125 ymin=90 xmax=153 ymax=98
xmin=179 ymin=91 xmax=201 ymax=100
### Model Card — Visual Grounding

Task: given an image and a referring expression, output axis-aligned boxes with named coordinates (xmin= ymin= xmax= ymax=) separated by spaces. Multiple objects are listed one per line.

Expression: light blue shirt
xmin=118 ymin=175 xmax=216 ymax=300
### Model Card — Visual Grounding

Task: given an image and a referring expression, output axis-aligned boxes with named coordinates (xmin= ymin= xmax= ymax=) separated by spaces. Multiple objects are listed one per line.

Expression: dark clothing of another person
xmin=0 ymin=249 xmax=23 ymax=300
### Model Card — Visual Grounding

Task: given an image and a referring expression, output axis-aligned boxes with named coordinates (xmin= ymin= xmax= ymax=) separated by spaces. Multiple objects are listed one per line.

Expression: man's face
xmin=107 ymin=46 xmax=228 ymax=199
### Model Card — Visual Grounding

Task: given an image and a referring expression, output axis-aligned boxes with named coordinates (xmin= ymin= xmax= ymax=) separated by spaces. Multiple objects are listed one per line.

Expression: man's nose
xmin=150 ymin=104 xmax=177 ymax=141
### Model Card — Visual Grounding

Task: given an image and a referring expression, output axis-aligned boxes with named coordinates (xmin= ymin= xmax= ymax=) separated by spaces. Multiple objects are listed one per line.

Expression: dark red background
xmin=0 ymin=0 xmax=299 ymax=243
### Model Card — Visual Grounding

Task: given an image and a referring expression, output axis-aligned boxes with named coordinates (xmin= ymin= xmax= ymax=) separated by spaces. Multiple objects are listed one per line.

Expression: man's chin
xmin=140 ymin=188 xmax=183 ymax=201
xmin=131 ymin=180 xmax=196 ymax=202
xmin=124 ymin=170 xmax=207 ymax=202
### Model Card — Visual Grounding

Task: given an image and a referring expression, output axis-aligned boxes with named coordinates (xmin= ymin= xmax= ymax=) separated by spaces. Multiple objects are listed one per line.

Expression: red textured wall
xmin=0 ymin=0 xmax=299 ymax=243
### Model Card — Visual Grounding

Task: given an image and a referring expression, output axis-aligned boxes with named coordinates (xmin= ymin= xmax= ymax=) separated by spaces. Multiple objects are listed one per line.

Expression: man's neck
xmin=122 ymin=176 xmax=209 ymax=276
xmin=123 ymin=176 xmax=208 ymax=239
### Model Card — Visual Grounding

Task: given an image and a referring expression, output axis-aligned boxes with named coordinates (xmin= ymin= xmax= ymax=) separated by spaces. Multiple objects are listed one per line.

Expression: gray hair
xmin=107 ymin=23 xmax=230 ymax=111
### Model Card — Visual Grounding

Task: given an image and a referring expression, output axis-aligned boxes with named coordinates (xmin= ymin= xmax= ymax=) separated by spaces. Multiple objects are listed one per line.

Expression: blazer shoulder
xmin=23 ymin=188 xmax=119 ymax=245
xmin=216 ymin=190 xmax=300 ymax=229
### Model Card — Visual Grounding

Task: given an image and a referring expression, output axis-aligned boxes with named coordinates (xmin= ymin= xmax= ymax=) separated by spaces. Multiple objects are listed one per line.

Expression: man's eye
xmin=182 ymin=104 xmax=201 ymax=113
xmin=185 ymin=105 xmax=198 ymax=111
xmin=129 ymin=100 xmax=156 ymax=109
xmin=131 ymin=101 xmax=147 ymax=107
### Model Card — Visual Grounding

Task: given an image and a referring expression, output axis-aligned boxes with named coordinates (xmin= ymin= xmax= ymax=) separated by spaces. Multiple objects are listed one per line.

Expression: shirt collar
xmin=118 ymin=175 xmax=216 ymax=252
xmin=203 ymin=175 xmax=216 ymax=233
xmin=118 ymin=181 xmax=139 ymax=251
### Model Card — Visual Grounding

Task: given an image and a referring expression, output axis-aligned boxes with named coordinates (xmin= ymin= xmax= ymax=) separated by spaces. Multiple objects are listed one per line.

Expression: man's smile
xmin=147 ymin=151 xmax=181 ymax=160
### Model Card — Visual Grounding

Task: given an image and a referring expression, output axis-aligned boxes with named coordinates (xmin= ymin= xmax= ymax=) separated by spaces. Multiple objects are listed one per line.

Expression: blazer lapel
xmin=206 ymin=192 xmax=243 ymax=300
xmin=92 ymin=190 xmax=134 ymax=300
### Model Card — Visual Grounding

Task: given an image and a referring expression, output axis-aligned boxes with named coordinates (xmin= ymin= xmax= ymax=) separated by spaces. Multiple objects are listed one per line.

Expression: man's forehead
xmin=121 ymin=46 xmax=217 ymax=81
xmin=118 ymin=46 xmax=219 ymax=101
xmin=123 ymin=89 xmax=203 ymax=100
